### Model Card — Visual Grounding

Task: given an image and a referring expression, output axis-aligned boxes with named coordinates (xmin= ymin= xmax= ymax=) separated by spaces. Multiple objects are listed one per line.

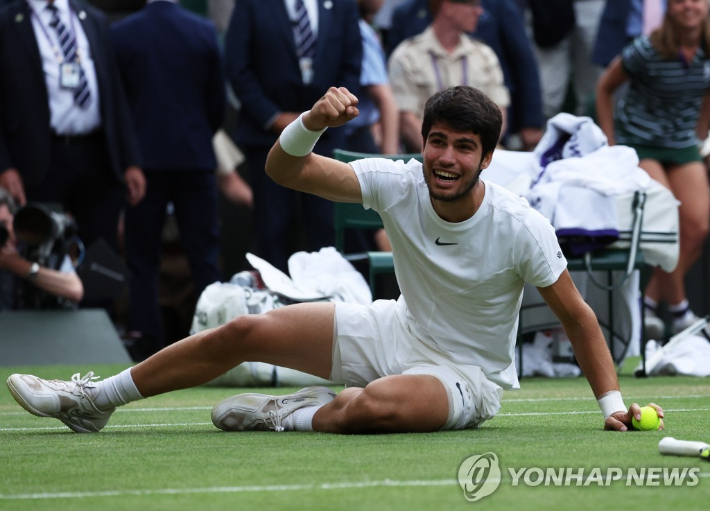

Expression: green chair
xmin=179 ymin=0 xmax=208 ymax=17
xmin=332 ymin=150 xmax=421 ymax=297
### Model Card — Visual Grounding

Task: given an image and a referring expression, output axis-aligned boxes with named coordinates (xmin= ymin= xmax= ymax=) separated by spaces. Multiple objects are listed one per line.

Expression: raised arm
xmin=537 ymin=270 xmax=664 ymax=431
xmin=265 ymin=87 xmax=364 ymax=204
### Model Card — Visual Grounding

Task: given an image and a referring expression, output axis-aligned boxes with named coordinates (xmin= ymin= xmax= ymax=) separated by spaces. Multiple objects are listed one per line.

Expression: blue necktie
xmin=47 ymin=4 xmax=91 ymax=109
xmin=294 ymin=0 xmax=316 ymax=59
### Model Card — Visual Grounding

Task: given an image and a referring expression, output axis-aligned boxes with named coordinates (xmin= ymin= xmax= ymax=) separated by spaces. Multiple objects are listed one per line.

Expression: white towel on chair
xmin=533 ymin=113 xmax=608 ymax=170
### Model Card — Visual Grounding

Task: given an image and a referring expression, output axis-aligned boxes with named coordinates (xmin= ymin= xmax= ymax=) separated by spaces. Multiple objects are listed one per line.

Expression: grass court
xmin=1 ymin=360 xmax=708 ymax=510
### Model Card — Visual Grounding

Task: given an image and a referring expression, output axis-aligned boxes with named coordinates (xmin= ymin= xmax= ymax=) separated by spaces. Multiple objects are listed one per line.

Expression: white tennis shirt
xmin=352 ymin=157 xmax=567 ymax=389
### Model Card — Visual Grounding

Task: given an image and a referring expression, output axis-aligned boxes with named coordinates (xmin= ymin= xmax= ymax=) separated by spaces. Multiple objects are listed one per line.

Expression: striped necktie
xmin=47 ymin=4 xmax=91 ymax=109
xmin=294 ymin=0 xmax=316 ymax=59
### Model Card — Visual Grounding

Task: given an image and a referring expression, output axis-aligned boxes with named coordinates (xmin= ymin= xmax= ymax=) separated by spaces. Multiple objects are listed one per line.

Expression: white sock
xmin=668 ymin=299 xmax=689 ymax=314
xmin=289 ymin=405 xmax=323 ymax=431
xmin=644 ymin=296 xmax=659 ymax=315
xmin=93 ymin=368 xmax=144 ymax=411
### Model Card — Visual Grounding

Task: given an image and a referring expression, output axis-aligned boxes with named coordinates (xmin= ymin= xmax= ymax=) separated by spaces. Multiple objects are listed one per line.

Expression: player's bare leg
xmin=212 ymin=373 xmax=450 ymax=434
xmin=132 ymin=302 xmax=337 ymax=396
xmin=7 ymin=303 xmax=337 ymax=432
xmin=312 ymin=375 xmax=449 ymax=433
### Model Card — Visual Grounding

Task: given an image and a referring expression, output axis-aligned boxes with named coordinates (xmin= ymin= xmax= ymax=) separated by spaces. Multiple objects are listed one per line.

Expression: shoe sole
xmin=212 ymin=386 xmax=336 ymax=432
xmin=6 ymin=376 xmax=95 ymax=434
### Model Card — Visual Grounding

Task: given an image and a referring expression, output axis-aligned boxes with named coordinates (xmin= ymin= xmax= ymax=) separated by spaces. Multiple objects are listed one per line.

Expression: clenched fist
xmin=303 ymin=87 xmax=359 ymax=131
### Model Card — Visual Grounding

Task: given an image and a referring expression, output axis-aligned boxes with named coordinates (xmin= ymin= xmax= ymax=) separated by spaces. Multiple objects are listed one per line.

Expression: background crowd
xmin=1 ymin=0 xmax=708 ymax=361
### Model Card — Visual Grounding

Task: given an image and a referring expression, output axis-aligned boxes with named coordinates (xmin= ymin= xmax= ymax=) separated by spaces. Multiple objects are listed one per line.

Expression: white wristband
xmin=597 ymin=390 xmax=626 ymax=419
xmin=279 ymin=111 xmax=327 ymax=157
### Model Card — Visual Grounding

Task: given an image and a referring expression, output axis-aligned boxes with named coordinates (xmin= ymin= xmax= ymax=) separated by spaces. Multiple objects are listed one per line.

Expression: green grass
xmin=1 ymin=360 xmax=708 ymax=510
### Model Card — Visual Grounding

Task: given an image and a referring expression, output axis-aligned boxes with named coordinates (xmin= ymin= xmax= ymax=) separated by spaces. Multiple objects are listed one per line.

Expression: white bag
xmin=190 ymin=282 xmax=248 ymax=334
xmin=609 ymin=183 xmax=679 ymax=272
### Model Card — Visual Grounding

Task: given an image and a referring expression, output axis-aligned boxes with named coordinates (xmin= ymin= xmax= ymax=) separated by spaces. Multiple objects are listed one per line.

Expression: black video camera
xmin=13 ymin=203 xmax=78 ymax=263
xmin=12 ymin=203 xmax=81 ymax=310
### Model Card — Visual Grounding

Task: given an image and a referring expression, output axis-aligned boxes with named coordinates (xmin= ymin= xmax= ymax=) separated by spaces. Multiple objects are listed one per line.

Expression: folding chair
xmin=517 ymin=249 xmax=647 ymax=370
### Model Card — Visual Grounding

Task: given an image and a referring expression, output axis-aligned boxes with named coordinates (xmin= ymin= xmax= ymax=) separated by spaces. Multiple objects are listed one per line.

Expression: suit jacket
xmin=110 ymin=1 xmax=226 ymax=171
xmin=387 ymin=0 xmax=543 ymax=132
xmin=225 ymin=0 xmax=362 ymax=148
xmin=592 ymin=0 xmax=633 ymax=68
xmin=0 ymin=0 xmax=141 ymax=187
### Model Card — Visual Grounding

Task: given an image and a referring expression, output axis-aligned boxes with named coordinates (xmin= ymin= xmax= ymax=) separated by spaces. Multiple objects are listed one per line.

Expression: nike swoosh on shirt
xmin=435 ymin=237 xmax=458 ymax=246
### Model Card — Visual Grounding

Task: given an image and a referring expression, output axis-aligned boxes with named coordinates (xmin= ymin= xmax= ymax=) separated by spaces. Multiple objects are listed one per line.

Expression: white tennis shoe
xmin=211 ymin=386 xmax=336 ymax=432
xmin=6 ymin=372 xmax=114 ymax=433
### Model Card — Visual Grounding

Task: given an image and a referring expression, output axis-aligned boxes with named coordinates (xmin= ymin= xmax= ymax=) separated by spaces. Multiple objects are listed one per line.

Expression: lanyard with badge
xmin=430 ymin=53 xmax=469 ymax=91
xmin=299 ymin=54 xmax=313 ymax=85
xmin=28 ymin=3 xmax=83 ymax=90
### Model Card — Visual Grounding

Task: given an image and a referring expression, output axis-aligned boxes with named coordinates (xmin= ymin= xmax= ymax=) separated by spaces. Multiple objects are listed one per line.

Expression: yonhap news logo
xmin=457 ymin=453 xmax=701 ymax=502
xmin=457 ymin=453 xmax=501 ymax=501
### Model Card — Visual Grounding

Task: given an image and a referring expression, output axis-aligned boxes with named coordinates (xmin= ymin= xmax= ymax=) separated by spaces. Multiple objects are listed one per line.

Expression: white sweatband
xmin=279 ymin=111 xmax=327 ymax=157
xmin=597 ymin=390 xmax=626 ymax=419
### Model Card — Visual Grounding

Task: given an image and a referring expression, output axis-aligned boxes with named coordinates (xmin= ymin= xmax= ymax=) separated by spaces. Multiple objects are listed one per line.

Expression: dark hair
xmin=421 ymin=86 xmax=502 ymax=158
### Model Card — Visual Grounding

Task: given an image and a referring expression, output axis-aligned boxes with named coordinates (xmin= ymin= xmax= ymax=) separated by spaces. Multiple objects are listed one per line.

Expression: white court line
xmin=498 ymin=408 xmax=710 ymax=417
xmin=0 ymin=407 xmax=212 ymax=417
xmin=2 ymin=474 xmax=709 ymax=500
xmin=4 ymin=480 xmax=452 ymax=500
xmin=2 ymin=408 xmax=709 ymax=432
xmin=0 ymin=422 xmax=213 ymax=432
xmin=3 ymin=394 xmax=709 ymax=417
xmin=118 ymin=406 xmax=212 ymax=412
xmin=504 ymin=394 xmax=710 ymax=403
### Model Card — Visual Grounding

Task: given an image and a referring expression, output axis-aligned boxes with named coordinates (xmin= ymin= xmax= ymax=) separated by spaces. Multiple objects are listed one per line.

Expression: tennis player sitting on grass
xmin=7 ymin=86 xmax=663 ymax=434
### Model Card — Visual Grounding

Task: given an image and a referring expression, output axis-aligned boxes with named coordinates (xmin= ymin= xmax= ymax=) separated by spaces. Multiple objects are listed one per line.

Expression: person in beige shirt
xmin=388 ymin=0 xmax=509 ymax=152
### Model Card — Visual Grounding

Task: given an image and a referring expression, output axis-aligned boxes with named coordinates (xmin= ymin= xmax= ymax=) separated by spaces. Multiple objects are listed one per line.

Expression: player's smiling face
xmin=421 ymin=122 xmax=491 ymax=204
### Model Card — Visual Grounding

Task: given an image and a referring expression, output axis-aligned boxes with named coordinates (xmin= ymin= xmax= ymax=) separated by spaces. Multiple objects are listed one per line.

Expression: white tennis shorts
xmin=330 ymin=300 xmax=503 ymax=430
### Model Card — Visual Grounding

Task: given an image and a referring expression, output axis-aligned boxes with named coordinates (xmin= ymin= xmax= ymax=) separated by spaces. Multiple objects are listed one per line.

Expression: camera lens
xmin=13 ymin=203 xmax=55 ymax=246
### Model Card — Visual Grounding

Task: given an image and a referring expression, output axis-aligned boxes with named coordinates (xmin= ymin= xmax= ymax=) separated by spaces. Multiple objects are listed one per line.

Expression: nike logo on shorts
xmin=455 ymin=382 xmax=465 ymax=406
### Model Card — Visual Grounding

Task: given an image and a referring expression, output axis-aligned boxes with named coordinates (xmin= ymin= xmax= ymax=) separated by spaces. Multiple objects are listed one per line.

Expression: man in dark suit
xmin=225 ymin=0 xmax=362 ymax=271
xmin=110 ymin=0 xmax=226 ymax=356
xmin=592 ymin=0 xmax=634 ymax=68
xmin=0 ymin=0 xmax=145 ymax=252
xmin=386 ymin=0 xmax=543 ymax=150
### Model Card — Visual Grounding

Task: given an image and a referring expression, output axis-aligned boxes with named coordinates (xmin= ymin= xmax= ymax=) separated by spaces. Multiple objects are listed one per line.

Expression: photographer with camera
xmin=0 ymin=187 xmax=83 ymax=311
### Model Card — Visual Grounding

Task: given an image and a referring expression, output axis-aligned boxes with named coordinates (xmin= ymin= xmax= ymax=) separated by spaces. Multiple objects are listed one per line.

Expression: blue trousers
xmin=124 ymin=170 xmax=221 ymax=347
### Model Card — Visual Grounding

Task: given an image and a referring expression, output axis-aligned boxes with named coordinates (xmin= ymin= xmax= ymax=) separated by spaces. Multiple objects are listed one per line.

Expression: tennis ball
xmin=631 ymin=406 xmax=660 ymax=431
xmin=701 ymin=448 xmax=709 ymax=461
